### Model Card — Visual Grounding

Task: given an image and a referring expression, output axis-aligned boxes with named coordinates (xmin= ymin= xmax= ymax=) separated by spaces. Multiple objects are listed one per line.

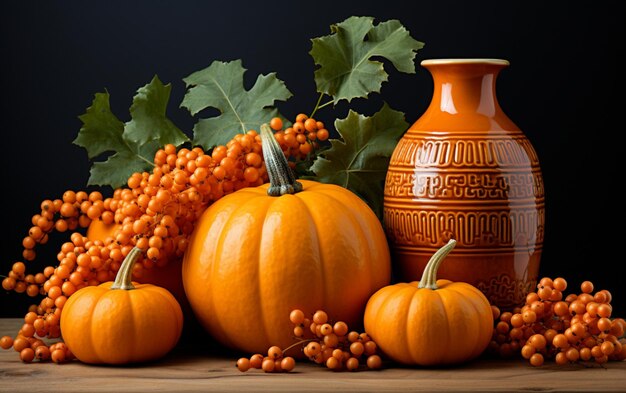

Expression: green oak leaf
xmin=73 ymin=91 xmax=126 ymax=159
xmin=310 ymin=16 xmax=424 ymax=104
xmin=309 ymin=103 xmax=408 ymax=218
xmin=88 ymin=144 xmax=158 ymax=190
xmin=74 ymin=77 xmax=188 ymax=188
xmin=124 ymin=76 xmax=189 ymax=147
xmin=181 ymin=60 xmax=292 ymax=149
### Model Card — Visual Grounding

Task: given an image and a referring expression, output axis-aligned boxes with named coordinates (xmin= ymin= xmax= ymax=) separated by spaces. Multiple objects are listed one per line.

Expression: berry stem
xmin=417 ymin=239 xmax=456 ymax=290
xmin=316 ymin=100 xmax=334 ymax=111
xmin=260 ymin=123 xmax=303 ymax=196
xmin=309 ymin=92 xmax=326 ymax=118
xmin=110 ymin=247 xmax=142 ymax=290
xmin=283 ymin=338 xmax=318 ymax=356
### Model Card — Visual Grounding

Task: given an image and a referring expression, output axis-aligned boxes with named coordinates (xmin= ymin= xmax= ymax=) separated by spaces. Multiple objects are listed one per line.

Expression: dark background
xmin=1 ymin=1 xmax=624 ymax=317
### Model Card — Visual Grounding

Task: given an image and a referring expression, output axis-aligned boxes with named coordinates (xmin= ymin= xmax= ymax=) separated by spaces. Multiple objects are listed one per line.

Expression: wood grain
xmin=0 ymin=318 xmax=625 ymax=392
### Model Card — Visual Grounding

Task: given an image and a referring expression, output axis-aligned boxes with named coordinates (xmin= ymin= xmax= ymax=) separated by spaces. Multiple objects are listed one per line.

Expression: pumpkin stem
xmin=417 ymin=239 xmax=457 ymax=290
xmin=110 ymin=247 xmax=142 ymax=290
xmin=260 ymin=123 xmax=303 ymax=196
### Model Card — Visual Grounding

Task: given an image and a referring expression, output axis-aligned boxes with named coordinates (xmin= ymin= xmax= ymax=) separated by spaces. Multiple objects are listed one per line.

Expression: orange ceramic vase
xmin=384 ymin=59 xmax=545 ymax=309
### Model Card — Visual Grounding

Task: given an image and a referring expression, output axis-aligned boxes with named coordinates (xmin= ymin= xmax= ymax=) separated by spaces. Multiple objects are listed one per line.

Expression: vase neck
xmin=413 ymin=59 xmax=519 ymax=132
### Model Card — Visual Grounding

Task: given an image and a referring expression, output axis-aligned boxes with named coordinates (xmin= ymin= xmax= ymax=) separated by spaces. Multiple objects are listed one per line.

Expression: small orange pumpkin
xmin=182 ymin=124 xmax=391 ymax=354
xmin=60 ymin=247 xmax=183 ymax=364
xmin=364 ymin=240 xmax=493 ymax=366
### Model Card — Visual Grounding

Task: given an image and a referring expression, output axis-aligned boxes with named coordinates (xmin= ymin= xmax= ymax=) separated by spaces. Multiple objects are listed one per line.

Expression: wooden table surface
xmin=1 ymin=318 xmax=625 ymax=392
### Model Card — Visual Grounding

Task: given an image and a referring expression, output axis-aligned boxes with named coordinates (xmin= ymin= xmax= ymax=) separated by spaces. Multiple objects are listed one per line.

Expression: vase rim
xmin=421 ymin=58 xmax=510 ymax=66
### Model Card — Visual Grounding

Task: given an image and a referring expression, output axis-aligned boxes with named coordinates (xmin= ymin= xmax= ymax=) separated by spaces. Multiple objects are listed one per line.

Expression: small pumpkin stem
xmin=110 ymin=247 xmax=142 ymax=290
xmin=417 ymin=239 xmax=457 ymax=290
xmin=260 ymin=123 xmax=303 ymax=196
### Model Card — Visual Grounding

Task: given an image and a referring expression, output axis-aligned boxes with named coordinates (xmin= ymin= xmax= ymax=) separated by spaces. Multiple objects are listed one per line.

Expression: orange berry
xmin=293 ymin=122 xmax=305 ymax=134
xmin=317 ymin=128 xmax=329 ymax=141
xmin=269 ymin=117 xmax=283 ymax=131
xmin=304 ymin=118 xmax=318 ymax=132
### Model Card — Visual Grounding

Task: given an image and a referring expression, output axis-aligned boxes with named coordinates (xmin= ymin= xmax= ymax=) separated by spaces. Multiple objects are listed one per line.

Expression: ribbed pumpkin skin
xmin=182 ymin=179 xmax=391 ymax=353
xmin=364 ymin=280 xmax=493 ymax=365
xmin=60 ymin=282 xmax=183 ymax=364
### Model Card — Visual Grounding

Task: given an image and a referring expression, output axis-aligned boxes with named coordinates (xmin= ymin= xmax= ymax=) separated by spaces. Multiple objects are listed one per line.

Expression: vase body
xmin=384 ymin=59 xmax=545 ymax=309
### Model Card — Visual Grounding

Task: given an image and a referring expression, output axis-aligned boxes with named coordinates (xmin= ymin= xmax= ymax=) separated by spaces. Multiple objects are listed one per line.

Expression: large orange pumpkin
xmin=364 ymin=240 xmax=493 ymax=365
xmin=86 ymin=219 xmax=187 ymax=305
xmin=60 ymin=247 xmax=183 ymax=364
xmin=182 ymin=124 xmax=391 ymax=353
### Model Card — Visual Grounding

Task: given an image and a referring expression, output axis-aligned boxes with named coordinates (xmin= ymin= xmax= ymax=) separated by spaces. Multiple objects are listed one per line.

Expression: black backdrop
xmin=1 ymin=1 xmax=624 ymax=317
